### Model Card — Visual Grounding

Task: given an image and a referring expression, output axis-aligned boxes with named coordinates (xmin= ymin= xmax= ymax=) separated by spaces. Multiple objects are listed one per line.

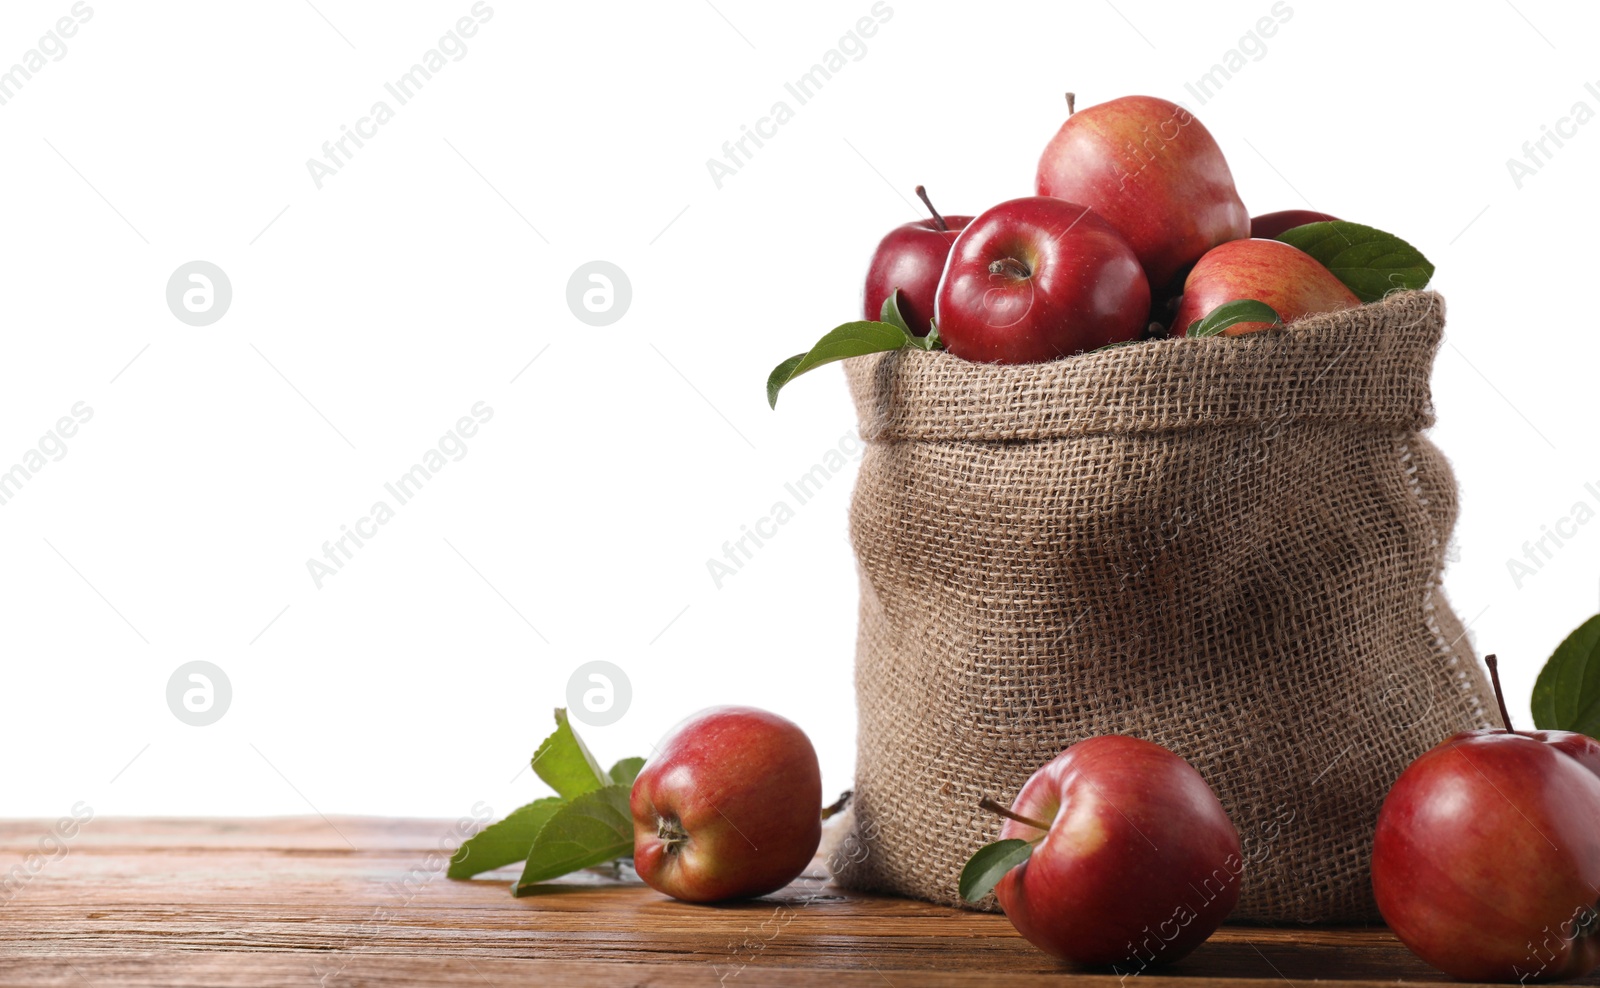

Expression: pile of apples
xmin=631 ymin=706 xmax=826 ymax=903
xmin=768 ymin=92 xmax=1435 ymax=404
xmin=956 ymin=657 xmax=1600 ymax=982
xmin=866 ymin=92 xmax=1359 ymax=361
xmin=630 ymin=672 xmax=1600 ymax=984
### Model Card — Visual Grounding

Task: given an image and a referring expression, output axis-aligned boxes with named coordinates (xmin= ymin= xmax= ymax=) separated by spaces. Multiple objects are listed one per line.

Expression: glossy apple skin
xmin=934 ymin=196 xmax=1148 ymax=364
xmin=863 ymin=215 xmax=973 ymax=336
xmin=1533 ymin=729 xmax=1600 ymax=779
xmin=1372 ymin=729 xmax=1600 ymax=983
xmin=631 ymin=706 xmax=821 ymax=904
xmin=1172 ymin=238 xmax=1360 ymax=337
xmin=994 ymin=736 xmax=1243 ymax=968
xmin=1250 ymin=209 xmax=1340 ymax=240
xmin=1036 ymin=95 xmax=1249 ymax=288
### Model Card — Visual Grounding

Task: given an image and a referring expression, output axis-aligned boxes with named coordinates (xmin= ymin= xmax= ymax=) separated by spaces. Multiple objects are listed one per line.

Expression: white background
xmin=0 ymin=0 xmax=1595 ymax=821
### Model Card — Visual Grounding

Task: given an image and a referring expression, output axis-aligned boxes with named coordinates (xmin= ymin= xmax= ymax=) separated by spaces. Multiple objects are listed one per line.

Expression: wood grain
xmin=0 ymin=817 xmax=1589 ymax=987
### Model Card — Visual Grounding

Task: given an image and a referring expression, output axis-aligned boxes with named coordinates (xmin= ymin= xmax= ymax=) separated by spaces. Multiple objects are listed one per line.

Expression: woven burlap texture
xmin=833 ymin=290 xmax=1493 ymax=923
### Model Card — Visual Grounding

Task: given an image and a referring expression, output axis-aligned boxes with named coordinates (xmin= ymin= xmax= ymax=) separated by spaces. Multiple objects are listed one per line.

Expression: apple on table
xmin=966 ymin=735 xmax=1243 ymax=969
xmin=631 ymin=706 xmax=823 ymax=903
xmin=1372 ymin=656 xmax=1600 ymax=983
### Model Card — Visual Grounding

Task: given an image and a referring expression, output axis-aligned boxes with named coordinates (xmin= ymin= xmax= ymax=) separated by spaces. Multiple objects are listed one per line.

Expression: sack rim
xmin=846 ymin=290 xmax=1445 ymax=441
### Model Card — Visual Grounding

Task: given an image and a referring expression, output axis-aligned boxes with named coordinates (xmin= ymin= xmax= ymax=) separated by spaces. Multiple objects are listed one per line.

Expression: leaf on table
xmin=447 ymin=796 xmax=564 ymax=879
xmin=513 ymin=785 xmax=635 ymax=893
xmin=531 ymin=708 xmax=609 ymax=801
xmin=958 ymin=838 xmax=1033 ymax=903
xmin=1275 ymin=221 xmax=1434 ymax=302
xmin=1532 ymin=613 xmax=1600 ymax=738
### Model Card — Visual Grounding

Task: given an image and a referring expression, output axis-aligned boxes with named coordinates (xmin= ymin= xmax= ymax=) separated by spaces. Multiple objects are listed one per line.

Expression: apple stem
xmin=821 ymin=789 xmax=853 ymax=820
xmin=1065 ymin=92 xmax=1076 ymax=115
xmin=1484 ymin=654 xmax=1516 ymax=732
xmin=978 ymin=796 xmax=1052 ymax=832
xmin=914 ymin=185 xmax=949 ymax=232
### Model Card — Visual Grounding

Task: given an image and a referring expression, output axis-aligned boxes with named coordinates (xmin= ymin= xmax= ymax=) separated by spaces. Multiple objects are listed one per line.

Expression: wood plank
xmin=0 ymin=817 xmax=1590 ymax=987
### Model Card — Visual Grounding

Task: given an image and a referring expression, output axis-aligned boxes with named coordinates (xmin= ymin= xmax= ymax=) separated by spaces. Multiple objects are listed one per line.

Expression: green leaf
xmin=1532 ymin=614 xmax=1600 ymax=737
xmin=879 ymin=289 xmax=912 ymax=335
xmin=1275 ymin=221 xmax=1435 ymax=302
xmin=447 ymin=796 xmax=564 ymax=879
xmin=959 ymin=838 xmax=1033 ymax=902
xmin=531 ymin=708 xmax=608 ymax=801
xmin=766 ymin=354 xmax=805 ymax=402
xmin=608 ymin=756 xmax=646 ymax=787
xmin=1187 ymin=299 xmax=1284 ymax=338
xmin=513 ymin=785 xmax=635 ymax=893
xmin=906 ymin=316 xmax=943 ymax=352
xmin=767 ymin=320 xmax=913 ymax=409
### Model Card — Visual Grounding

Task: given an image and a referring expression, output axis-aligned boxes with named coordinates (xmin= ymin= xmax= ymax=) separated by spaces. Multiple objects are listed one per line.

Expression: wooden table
xmin=1 ymin=817 xmax=1588 ymax=986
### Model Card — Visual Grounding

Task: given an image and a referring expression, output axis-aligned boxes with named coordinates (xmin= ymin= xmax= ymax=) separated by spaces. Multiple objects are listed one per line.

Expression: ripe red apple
xmin=1538 ymin=727 xmax=1600 ymax=779
xmin=1035 ymin=94 xmax=1249 ymax=289
xmin=990 ymin=735 xmax=1242 ymax=968
xmin=862 ymin=186 xmax=972 ymax=336
xmin=631 ymin=706 xmax=822 ymax=903
xmin=934 ymin=196 xmax=1148 ymax=363
xmin=1372 ymin=657 xmax=1600 ymax=983
xmin=1171 ymin=238 xmax=1360 ymax=336
xmin=1250 ymin=209 xmax=1339 ymax=240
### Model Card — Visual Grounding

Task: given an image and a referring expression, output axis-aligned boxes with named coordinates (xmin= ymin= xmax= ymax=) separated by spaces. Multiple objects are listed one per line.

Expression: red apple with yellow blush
xmin=1172 ymin=238 xmax=1359 ymax=336
xmin=631 ymin=706 xmax=822 ymax=903
xmin=1036 ymin=94 xmax=1250 ymax=289
xmin=980 ymin=736 xmax=1243 ymax=968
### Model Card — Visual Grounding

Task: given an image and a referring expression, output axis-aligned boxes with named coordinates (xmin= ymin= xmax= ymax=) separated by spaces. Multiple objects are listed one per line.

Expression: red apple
xmin=862 ymin=186 xmax=972 ymax=336
xmin=1535 ymin=728 xmax=1600 ymax=779
xmin=1171 ymin=238 xmax=1360 ymax=337
xmin=1036 ymin=94 xmax=1249 ymax=289
xmin=631 ymin=706 xmax=822 ymax=903
xmin=1250 ymin=209 xmax=1339 ymax=240
xmin=1372 ymin=658 xmax=1600 ymax=983
xmin=934 ymin=196 xmax=1148 ymax=363
xmin=991 ymin=735 xmax=1242 ymax=968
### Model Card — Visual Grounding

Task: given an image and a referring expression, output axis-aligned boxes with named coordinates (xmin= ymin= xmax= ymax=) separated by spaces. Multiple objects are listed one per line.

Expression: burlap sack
xmin=833 ymin=290 xmax=1494 ymax=923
